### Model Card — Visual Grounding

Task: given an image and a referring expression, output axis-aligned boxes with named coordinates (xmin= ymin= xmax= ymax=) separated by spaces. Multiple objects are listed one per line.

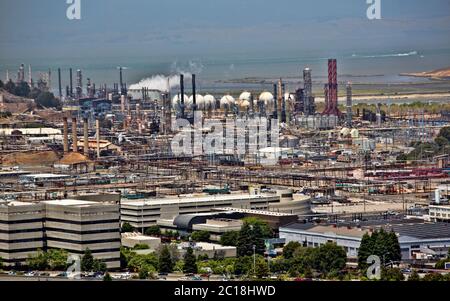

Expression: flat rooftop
xmin=121 ymin=193 xmax=277 ymax=207
xmin=281 ymin=223 xmax=367 ymax=239
xmin=215 ymin=207 xmax=297 ymax=217
xmin=20 ymin=173 xmax=72 ymax=179
xmin=281 ymin=220 xmax=450 ymax=240
xmin=0 ymin=201 xmax=36 ymax=207
xmin=43 ymin=199 xmax=99 ymax=207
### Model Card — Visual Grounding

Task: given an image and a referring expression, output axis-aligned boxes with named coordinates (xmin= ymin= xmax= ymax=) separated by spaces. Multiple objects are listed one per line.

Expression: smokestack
xmin=323 ymin=59 xmax=340 ymax=116
xmin=376 ymin=103 xmax=382 ymax=127
xmin=72 ymin=118 xmax=78 ymax=152
xmin=346 ymin=82 xmax=353 ymax=127
xmin=136 ymin=103 xmax=141 ymax=123
xmin=192 ymin=74 xmax=197 ymax=110
xmin=121 ymin=95 xmax=126 ymax=113
xmin=273 ymin=83 xmax=278 ymax=118
xmin=69 ymin=68 xmax=73 ymax=97
xmin=58 ymin=68 xmax=62 ymax=98
xmin=96 ymin=119 xmax=100 ymax=158
xmin=76 ymin=69 xmax=82 ymax=99
xmin=277 ymin=79 xmax=283 ymax=121
xmin=119 ymin=67 xmax=123 ymax=94
xmin=28 ymin=65 xmax=32 ymax=86
xmin=83 ymin=118 xmax=89 ymax=156
xmin=180 ymin=74 xmax=185 ymax=118
xmin=63 ymin=117 xmax=69 ymax=153
xmin=281 ymin=83 xmax=286 ymax=123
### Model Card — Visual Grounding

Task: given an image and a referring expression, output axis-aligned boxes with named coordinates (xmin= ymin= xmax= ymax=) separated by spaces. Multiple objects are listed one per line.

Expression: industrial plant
xmin=1 ymin=56 xmax=450 ymax=282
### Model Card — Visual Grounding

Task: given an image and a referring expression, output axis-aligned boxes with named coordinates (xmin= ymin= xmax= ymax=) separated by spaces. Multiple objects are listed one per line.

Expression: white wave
xmin=351 ymin=51 xmax=418 ymax=58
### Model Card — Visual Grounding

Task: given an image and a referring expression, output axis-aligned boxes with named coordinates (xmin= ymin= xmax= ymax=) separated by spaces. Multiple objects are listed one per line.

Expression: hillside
xmin=401 ymin=67 xmax=450 ymax=79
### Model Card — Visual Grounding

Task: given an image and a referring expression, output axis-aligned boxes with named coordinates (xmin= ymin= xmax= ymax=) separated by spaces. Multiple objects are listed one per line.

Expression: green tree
xmin=381 ymin=268 xmax=405 ymax=281
xmin=283 ymin=241 xmax=302 ymax=259
xmin=358 ymin=229 xmax=401 ymax=271
xmin=183 ymin=247 xmax=198 ymax=274
xmin=103 ymin=272 xmax=112 ymax=281
xmin=14 ymin=81 xmax=31 ymax=97
xmin=408 ymin=270 xmax=420 ymax=281
xmin=438 ymin=127 xmax=450 ymax=141
xmin=139 ymin=267 xmax=150 ymax=279
xmin=81 ymin=248 xmax=95 ymax=272
xmin=435 ymin=136 xmax=449 ymax=147
xmin=26 ymin=249 xmax=48 ymax=270
xmin=237 ymin=221 xmax=265 ymax=257
xmin=234 ymin=256 xmax=253 ymax=276
xmin=315 ymin=243 xmax=347 ymax=275
xmin=255 ymin=258 xmax=269 ymax=279
xmin=0 ymin=80 xmax=4 ymax=88
xmin=422 ymin=272 xmax=445 ymax=281
xmin=47 ymin=249 xmax=69 ymax=270
xmin=121 ymin=222 xmax=134 ymax=233
xmin=127 ymin=254 xmax=158 ymax=272
xmin=219 ymin=231 xmax=239 ymax=246
xmin=120 ymin=247 xmax=135 ymax=269
xmin=35 ymin=91 xmax=61 ymax=109
xmin=358 ymin=233 xmax=374 ymax=270
xmin=158 ymin=245 xmax=174 ymax=273
xmin=145 ymin=225 xmax=161 ymax=236
xmin=133 ymin=244 xmax=150 ymax=250
xmin=289 ymin=247 xmax=318 ymax=276
xmin=93 ymin=260 xmax=107 ymax=273
xmin=4 ymin=80 xmax=16 ymax=94
xmin=191 ymin=231 xmax=210 ymax=242
xmin=242 ymin=217 xmax=273 ymax=238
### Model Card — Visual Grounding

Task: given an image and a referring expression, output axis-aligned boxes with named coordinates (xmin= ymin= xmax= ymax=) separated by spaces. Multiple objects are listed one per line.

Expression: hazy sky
xmin=1 ymin=0 xmax=450 ymax=60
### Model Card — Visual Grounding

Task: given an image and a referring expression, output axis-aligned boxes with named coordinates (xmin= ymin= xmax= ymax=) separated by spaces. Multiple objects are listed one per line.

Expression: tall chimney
xmin=273 ymin=83 xmax=278 ymax=118
xmin=121 ymin=95 xmax=126 ymax=113
xmin=119 ymin=67 xmax=123 ymax=94
xmin=180 ymin=74 xmax=185 ymax=118
xmin=346 ymin=82 xmax=353 ymax=127
xmin=63 ymin=117 xmax=69 ymax=153
xmin=83 ymin=118 xmax=89 ymax=156
xmin=58 ymin=68 xmax=62 ymax=98
xmin=96 ymin=119 xmax=100 ymax=158
xmin=192 ymin=74 xmax=197 ymax=110
xmin=72 ymin=118 xmax=78 ymax=152
xmin=69 ymin=68 xmax=73 ymax=97
xmin=277 ymin=79 xmax=283 ymax=121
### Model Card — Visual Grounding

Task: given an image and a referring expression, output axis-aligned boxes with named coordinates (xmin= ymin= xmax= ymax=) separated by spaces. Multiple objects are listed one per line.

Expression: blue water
xmin=1 ymin=48 xmax=449 ymax=94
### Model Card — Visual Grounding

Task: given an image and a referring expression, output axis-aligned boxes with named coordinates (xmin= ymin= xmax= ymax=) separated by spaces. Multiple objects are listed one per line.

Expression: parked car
xmin=25 ymin=271 xmax=36 ymax=277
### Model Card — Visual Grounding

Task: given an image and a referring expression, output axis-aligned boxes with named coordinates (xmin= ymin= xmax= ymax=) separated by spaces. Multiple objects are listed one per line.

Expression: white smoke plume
xmin=129 ymin=60 xmax=204 ymax=92
xmin=128 ymin=74 xmax=190 ymax=92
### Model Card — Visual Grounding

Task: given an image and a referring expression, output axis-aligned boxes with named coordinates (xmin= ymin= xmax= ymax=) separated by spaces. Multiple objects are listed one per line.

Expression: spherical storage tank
xmin=220 ymin=95 xmax=235 ymax=109
xmin=188 ymin=94 xmax=204 ymax=110
xmin=172 ymin=94 xmax=190 ymax=111
xmin=203 ymin=94 xmax=216 ymax=110
xmin=239 ymin=91 xmax=252 ymax=102
xmin=259 ymin=92 xmax=274 ymax=110
xmin=340 ymin=127 xmax=351 ymax=137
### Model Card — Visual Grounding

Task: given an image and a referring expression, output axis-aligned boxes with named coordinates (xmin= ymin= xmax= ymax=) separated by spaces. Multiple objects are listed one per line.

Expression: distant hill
xmin=401 ymin=67 xmax=450 ymax=79
xmin=0 ymin=88 xmax=35 ymax=114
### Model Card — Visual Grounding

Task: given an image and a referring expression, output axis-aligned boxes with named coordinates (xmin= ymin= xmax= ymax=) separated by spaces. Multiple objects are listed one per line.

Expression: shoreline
xmin=316 ymin=92 xmax=450 ymax=103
